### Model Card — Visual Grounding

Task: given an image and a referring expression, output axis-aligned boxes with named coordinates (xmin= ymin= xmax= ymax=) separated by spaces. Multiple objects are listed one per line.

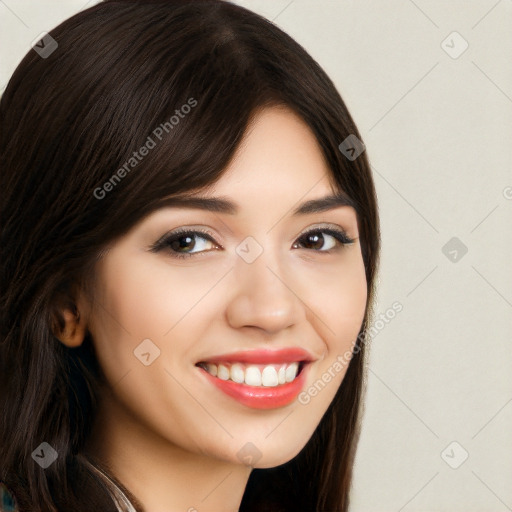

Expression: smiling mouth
xmin=195 ymin=361 xmax=306 ymax=387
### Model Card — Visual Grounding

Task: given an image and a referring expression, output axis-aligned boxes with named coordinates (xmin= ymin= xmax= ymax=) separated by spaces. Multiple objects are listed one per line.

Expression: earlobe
xmin=55 ymin=307 xmax=87 ymax=348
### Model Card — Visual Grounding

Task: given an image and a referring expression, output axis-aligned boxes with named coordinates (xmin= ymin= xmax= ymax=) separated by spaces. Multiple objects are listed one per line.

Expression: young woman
xmin=0 ymin=1 xmax=380 ymax=510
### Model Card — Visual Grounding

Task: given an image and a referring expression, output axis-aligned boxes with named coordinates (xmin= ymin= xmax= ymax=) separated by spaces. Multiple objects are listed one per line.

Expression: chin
xmin=251 ymin=442 xmax=308 ymax=469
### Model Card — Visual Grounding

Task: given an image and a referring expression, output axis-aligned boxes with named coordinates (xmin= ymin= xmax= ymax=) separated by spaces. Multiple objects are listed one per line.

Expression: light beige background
xmin=1 ymin=1 xmax=511 ymax=511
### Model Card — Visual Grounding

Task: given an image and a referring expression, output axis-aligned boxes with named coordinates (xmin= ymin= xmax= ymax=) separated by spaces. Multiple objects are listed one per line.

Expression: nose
xmin=225 ymin=247 xmax=304 ymax=335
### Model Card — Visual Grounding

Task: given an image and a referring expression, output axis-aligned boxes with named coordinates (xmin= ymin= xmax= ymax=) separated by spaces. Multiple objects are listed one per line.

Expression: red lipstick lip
xmin=197 ymin=348 xmax=314 ymax=365
xmin=197 ymin=361 xmax=311 ymax=409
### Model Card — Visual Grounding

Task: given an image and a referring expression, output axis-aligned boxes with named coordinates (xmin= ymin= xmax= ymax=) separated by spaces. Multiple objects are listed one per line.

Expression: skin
xmin=60 ymin=106 xmax=368 ymax=512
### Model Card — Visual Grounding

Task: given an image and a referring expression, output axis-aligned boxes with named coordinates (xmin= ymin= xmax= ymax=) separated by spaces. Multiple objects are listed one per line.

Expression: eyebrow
xmin=157 ymin=192 xmax=357 ymax=216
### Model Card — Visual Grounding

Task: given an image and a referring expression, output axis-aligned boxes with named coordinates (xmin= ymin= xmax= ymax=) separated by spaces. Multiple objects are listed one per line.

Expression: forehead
xmin=128 ymin=105 xmax=358 ymax=236
xmin=206 ymin=106 xmax=337 ymax=199
xmin=144 ymin=106 xmax=357 ymax=227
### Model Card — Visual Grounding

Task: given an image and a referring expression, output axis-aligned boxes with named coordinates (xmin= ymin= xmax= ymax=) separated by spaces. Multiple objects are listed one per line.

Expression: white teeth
xmin=261 ymin=366 xmax=279 ymax=387
xmin=200 ymin=361 xmax=302 ymax=387
xmin=278 ymin=365 xmax=286 ymax=385
xmin=230 ymin=363 xmax=245 ymax=383
xmin=217 ymin=364 xmax=230 ymax=380
xmin=206 ymin=363 xmax=217 ymax=377
xmin=285 ymin=362 xmax=299 ymax=382
xmin=245 ymin=366 xmax=261 ymax=386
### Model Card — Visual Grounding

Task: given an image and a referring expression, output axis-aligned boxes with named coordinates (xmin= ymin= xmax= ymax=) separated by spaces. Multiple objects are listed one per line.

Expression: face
xmin=84 ymin=106 xmax=367 ymax=469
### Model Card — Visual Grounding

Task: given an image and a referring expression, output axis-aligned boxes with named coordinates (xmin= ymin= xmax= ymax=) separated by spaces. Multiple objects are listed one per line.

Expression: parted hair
xmin=0 ymin=1 xmax=380 ymax=510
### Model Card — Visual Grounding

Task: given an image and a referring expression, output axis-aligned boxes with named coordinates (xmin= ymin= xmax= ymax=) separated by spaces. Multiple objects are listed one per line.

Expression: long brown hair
xmin=0 ymin=1 xmax=380 ymax=510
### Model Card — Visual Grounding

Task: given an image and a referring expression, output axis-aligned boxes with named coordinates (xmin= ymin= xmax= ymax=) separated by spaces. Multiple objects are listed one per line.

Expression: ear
xmin=51 ymin=290 xmax=90 ymax=348
xmin=56 ymin=306 xmax=88 ymax=348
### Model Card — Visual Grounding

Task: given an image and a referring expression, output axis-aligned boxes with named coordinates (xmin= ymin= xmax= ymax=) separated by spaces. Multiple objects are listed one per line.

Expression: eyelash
xmin=150 ymin=226 xmax=355 ymax=259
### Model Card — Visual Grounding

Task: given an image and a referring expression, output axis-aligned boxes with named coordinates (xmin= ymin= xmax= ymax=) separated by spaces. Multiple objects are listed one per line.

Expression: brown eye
xmin=168 ymin=233 xmax=202 ymax=253
xmin=150 ymin=229 xmax=220 ymax=259
xmin=293 ymin=228 xmax=354 ymax=252
xmin=150 ymin=226 xmax=354 ymax=259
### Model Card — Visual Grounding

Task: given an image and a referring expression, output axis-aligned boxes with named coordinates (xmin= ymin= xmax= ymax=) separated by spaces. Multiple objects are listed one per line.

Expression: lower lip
xmin=197 ymin=364 xmax=310 ymax=410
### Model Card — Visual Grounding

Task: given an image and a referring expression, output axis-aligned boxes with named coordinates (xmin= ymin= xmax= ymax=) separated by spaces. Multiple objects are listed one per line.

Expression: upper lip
xmin=197 ymin=348 xmax=315 ymax=365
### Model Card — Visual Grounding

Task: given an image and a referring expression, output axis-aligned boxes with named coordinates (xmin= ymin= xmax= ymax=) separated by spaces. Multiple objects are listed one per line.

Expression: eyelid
xmin=296 ymin=222 xmax=356 ymax=244
xmin=149 ymin=222 xmax=356 ymax=257
xmin=149 ymin=226 xmax=221 ymax=253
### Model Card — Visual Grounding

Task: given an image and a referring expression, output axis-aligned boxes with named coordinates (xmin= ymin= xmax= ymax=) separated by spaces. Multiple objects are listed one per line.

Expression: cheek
xmin=85 ymin=254 xmax=228 ymax=450
xmin=91 ymin=252 xmax=223 ymax=344
xmin=294 ymin=254 xmax=367 ymax=414
xmin=87 ymin=250 xmax=232 ymax=390
xmin=330 ymin=265 xmax=367 ymax=349
xmin=303 ymin=252 xmax=368 ymax=352
xmin=86 ymin=253 xmax=174 ymax=386
xmin=327 ymin=260 xmax=367 ymax=379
